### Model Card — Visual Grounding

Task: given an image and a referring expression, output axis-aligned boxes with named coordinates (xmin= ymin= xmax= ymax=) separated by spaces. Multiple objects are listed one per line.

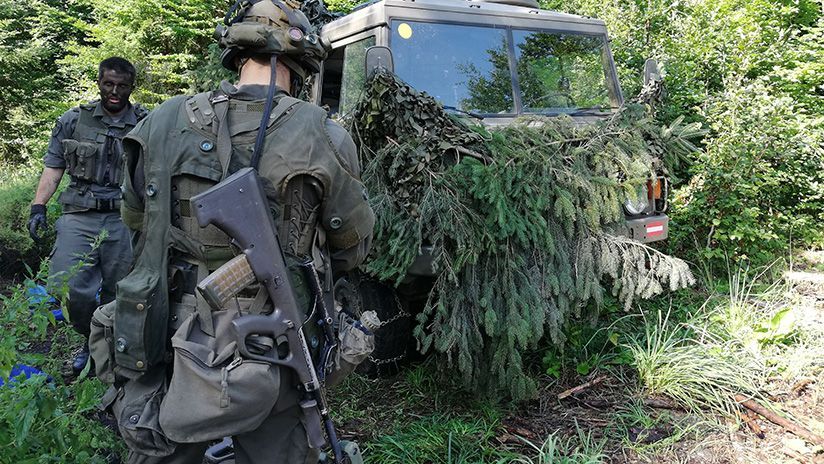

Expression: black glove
xmin=27 ymin=204 xmax=48 ymax=243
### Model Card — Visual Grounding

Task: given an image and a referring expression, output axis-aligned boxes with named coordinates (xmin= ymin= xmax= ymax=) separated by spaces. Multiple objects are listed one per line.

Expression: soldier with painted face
xmin=28 ymin=57 xmax=147 ymax=377
xmin=96 ymin=1 xmax=374 ymax=462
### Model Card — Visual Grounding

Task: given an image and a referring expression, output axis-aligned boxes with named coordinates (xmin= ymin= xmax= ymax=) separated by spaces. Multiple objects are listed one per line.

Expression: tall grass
xmin=512 ymin=424 xmax=607 ymax=464
xmin=366 ymin=413 xmax=518 ymax=463
xmin=627 ymin=309 xmax=763 ymax=418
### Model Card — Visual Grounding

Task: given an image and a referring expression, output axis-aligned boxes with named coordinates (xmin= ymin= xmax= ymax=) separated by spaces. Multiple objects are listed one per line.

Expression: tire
xmin=335 ymin=271 xmax=414 ymax=377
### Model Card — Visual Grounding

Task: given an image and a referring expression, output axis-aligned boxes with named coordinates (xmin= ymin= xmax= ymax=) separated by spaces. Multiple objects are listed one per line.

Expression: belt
xmin=59 ymin=188 xmax=121 ymax=212
xmin=95 ymin=198 xmax=121 ymax=212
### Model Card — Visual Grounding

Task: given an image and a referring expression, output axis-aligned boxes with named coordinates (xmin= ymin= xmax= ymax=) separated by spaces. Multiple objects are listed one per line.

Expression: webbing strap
xmin=248 ymin=286 xmax=270 ymax=315
xmin=212 ymin=94 xmax=232 ymax=179
xmin=195 ymin=259 xmax=216 ymax=336
xmin=250 ymin=55 xmax=279 ymax=170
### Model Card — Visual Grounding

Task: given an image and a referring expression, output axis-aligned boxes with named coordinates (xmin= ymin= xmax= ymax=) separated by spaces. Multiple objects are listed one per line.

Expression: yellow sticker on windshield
xmin=397 ymin=23 xmax=413 ymax=39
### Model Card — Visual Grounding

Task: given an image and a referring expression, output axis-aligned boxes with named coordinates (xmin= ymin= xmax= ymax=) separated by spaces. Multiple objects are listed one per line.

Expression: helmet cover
xmin=216 ymin=0 xmax=330 ymax=78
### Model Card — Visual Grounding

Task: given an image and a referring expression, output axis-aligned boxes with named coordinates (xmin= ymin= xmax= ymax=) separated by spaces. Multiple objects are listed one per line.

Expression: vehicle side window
xmin=321 ymin=36 xmax=376 ymax=115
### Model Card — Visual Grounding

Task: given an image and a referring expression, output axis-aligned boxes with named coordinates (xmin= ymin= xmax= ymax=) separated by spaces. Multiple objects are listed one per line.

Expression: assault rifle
xmin=190 ymin=167 xmax=348 ymax=464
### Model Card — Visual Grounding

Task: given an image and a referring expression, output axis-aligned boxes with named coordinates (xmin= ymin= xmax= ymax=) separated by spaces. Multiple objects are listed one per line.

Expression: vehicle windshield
xmin=390 ymin=20 xmax=616 ymax=115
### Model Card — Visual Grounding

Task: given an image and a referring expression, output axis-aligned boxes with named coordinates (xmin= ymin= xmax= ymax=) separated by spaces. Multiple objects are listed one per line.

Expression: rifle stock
xmin=190 ymin=167 xmax=344 ymax=462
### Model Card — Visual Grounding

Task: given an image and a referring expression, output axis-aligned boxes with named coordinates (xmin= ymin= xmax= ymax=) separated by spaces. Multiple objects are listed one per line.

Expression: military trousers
xmin=48 ymin=210 xmax=132 ymax=337
xmin=125 ymin=369 xmax=319 ymax=464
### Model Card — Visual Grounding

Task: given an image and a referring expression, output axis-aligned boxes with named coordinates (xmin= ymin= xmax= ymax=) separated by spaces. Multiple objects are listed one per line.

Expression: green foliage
xmin=0 ymin=0 xmax=87 ymax=165
xmin=350 ymin=70 xmax=697 ymax=399
xmin=0 ymin=170 xmax=64 ymax=275
xmin=323 ymin=0 xmax=362 ymax=14
xmin=0 ymin=376 xmax=123 ymax=463
xmin=540 ymin=0 xmax=824 ymax=272
xmin=0 ymin=263 xmax=56 ymax=378
xmin=512 ymin=425 xmax=607 ymax=464
xmin=669 ymin=78 xmax=824 ymax=269
xmin=365 ymin=413 xmax=517 ymax=464
xmin=626 ymin=309 xmax=763 ymax=418
xmin=0 ymin=241 xmax=121 ymax=462
xmin=540 ymin=298 xmax=634 ymax=380
xmin=60 ymin=0 xmax=228 ymax=104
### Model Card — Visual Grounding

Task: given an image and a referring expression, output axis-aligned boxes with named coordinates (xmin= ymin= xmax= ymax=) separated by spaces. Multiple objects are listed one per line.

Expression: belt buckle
xmin=97 ymin=198 xmax=114 ymax=211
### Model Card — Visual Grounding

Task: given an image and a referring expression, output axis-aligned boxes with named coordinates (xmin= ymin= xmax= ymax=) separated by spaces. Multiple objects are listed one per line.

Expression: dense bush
xmin=670 ymin=78 xmax=824 ymax=270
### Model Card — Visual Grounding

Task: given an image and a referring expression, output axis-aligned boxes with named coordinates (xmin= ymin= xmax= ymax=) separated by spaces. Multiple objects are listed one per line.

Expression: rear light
xmin=650 ymin=175 xmax=668 ymax=213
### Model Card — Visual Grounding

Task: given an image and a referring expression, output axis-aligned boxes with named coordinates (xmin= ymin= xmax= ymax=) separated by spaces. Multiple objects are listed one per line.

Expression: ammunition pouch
xmin=62 ymin=139 xmax=99 ymax=182
xmin=113 ymin=264 xmax=169 ymax=379
xmin=89 ymin=301 xmax=117 ymax=384
xmin=101 ymin=368 xmax=176 ymax=457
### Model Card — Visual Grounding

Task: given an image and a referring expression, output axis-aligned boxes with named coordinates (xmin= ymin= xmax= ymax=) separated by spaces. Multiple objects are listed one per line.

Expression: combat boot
xmin=62 ymin=343 xmax=94 ymax=379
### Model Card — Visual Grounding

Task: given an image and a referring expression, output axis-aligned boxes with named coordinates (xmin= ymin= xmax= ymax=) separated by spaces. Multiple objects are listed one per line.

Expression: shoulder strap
xmin=73 ymin=105 xmax=101 ymax=139
xmin=211 ymin=93 xmax=232 ymax=180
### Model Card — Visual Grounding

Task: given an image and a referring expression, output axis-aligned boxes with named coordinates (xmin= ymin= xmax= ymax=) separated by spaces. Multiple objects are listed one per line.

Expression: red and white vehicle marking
xmin=646 ymin=221 xmax=665 ymax=237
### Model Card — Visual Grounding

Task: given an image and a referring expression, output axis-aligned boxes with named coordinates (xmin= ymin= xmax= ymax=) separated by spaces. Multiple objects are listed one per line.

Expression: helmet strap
xmin=250 ymin=54 xmax=278 ymax=170
xmin=224 ymin=0 xmax=248 ymax=25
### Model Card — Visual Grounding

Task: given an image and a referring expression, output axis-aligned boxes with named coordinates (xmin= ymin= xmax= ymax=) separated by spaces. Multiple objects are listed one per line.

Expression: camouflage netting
xmin=348 ymin=69 xmax=700 ymax=400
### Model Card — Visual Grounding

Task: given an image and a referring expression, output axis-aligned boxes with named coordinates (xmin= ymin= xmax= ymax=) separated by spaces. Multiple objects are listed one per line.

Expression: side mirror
xmin=364 ymin=46 xmax=394 ymax=78
xmin=643 ymin=58 xmax=662 ymax=85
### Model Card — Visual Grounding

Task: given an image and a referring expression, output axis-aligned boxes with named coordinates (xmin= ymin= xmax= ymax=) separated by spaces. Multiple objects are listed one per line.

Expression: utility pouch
xmin=221 ymin=23 xmax=270 ymax=49
xmin=89 ymin=301 xmax=117 ymax=384
xmin=159 ymin=310 xmax=281 ymax=443
xmin=113 ymin=267 xmax=168 ymax=379
xmin=62 ymin=139 xmax=99 ymax=182
xmin=325 ymin=311 xmax=376 ymax=388
xmin=104 ymin=369 xmax=176 ymax=457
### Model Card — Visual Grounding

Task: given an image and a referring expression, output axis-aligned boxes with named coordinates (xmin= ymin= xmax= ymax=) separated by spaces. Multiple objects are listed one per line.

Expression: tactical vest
xmin=116 ymin=89 xmax=371 ymax=378
xmin=58 ymin=103 xmax=144 ymax=212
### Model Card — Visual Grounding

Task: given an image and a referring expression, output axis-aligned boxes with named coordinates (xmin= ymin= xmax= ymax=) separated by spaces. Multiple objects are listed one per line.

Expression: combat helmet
xmin=216 ymin=0 xmax=329 ymax=81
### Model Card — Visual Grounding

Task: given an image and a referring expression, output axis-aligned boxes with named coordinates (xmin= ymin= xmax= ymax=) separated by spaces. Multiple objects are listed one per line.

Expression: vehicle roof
xmin=322 ymin=0 xmax=609 ymax=43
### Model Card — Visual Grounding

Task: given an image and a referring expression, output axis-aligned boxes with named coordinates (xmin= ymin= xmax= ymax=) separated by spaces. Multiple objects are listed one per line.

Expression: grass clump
xmin=513 ymin=425 xmax=607 ymax=464
xmin=366 ymin=413 xmax=517 ymax=464
xmin=626 ymin=310 xmax=763 ymax=418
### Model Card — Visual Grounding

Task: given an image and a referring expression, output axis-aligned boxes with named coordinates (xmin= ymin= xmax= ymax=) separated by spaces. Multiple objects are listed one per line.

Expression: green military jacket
xmin=114 ymin=82 xmax=374 ymax=377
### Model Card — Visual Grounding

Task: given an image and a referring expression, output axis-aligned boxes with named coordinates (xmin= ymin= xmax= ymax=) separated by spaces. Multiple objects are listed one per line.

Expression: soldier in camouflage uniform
xmin=28 ymin=57 xmax=147 ymax=376
xmin=103 ymin=1 xmax=374 ymax=462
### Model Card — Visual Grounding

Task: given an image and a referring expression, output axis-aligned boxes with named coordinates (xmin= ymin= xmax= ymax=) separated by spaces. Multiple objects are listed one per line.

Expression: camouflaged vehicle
xmin=311 ymin=0 xmax=670 ymax=371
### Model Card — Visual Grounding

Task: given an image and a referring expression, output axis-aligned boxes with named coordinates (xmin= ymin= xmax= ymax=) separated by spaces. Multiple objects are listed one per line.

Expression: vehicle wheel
xmin=335 ymin=271 xmax=413 ymax=377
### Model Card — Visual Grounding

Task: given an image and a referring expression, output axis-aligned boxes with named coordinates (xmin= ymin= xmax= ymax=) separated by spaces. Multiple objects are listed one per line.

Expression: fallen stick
xmin=558 ymin=375 xmax=608 ymax=400
xmin=734 ymin=394 xmax=824 ymax=446
xmin=737 ymin=410 xmax=765 ymax=439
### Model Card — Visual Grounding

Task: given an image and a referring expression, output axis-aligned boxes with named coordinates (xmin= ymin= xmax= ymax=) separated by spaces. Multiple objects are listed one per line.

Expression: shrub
xmin=669 ymin=78 xmax=824 ymax=271
xmin=0 ymin=168 xmax=61 ymax=276
xmin=0 ymin=375 xmax=124 ymax=463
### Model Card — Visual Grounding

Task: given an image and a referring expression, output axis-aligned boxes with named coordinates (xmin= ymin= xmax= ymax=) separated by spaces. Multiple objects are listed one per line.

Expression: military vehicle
xmin=310 ymin=0 xmax=670 ymax=372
